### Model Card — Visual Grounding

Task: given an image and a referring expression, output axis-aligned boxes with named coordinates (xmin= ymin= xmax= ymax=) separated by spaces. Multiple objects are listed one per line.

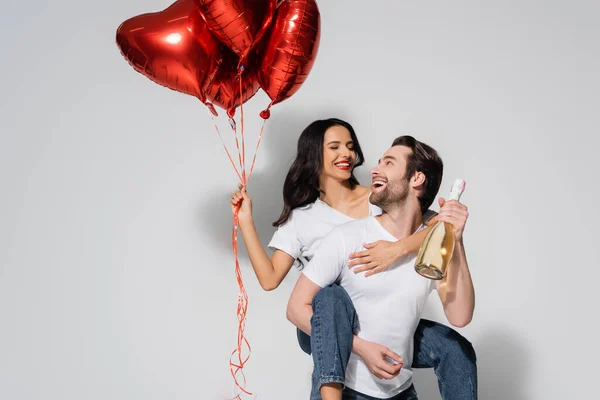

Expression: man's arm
xmin=436 ymin=240 xmax=475 ymax=327
xmin=286 ymin=271 xmax=404 ymax=379
xmin=434 ymin=198 xmax=475 ymax=327
xmin=286 ymin=271 xmax=365 ymax=352
xmin=286 ymin=228 xmax=346 ymax=333
xmin=286 ymin=228 xmax=404 ymax=380
xmin=286 ymin=274 xmax=320 ymax=335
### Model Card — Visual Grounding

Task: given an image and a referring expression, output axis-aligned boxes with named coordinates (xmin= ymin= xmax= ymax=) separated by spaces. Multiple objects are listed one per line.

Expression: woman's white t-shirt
xmin=268 ymin=198 xmax=435 ymax=267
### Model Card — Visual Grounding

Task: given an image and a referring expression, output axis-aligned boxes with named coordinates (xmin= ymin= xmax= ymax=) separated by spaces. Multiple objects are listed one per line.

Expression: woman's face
xmin=321 ymin=125 xmax=357 ymax=182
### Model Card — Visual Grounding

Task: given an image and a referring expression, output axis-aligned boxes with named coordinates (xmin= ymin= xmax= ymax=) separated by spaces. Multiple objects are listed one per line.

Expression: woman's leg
xmin=412 ymin=319 xmax=477 ymax=400
xmin=310 ymin=284 xmax=358 ymax=400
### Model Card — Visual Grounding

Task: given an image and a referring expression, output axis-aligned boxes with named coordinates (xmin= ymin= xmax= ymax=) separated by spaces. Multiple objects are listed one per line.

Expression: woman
xmin=231 ymin=119 xmax=477 ymax=400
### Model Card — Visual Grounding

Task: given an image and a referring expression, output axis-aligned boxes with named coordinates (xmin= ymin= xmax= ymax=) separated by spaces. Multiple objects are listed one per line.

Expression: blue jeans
xmin=297 ymin=285 xmax=477 ymax=400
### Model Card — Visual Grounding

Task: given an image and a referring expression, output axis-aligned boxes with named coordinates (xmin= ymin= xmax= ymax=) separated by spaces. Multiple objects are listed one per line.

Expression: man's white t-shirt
xmin=302 ymin=217 xmax=436 ymax=398
xmin=268 ymin=197 xmax=435 ymax=267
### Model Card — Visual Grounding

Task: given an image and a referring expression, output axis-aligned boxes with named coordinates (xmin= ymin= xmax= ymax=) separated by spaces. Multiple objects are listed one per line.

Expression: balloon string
xmin=231 ymin=121 xmax=245 ymax=179
xmin=228 ymin=72 xmax=252 ymax=399
xmin=237 ymin=73 xmax=265 ymax=183
xmin=230 ymin=194 xmax=251 ymax=391
xmin=248 ymin=119 xmax=267 ymax=182
xmin=206 ymin=70 xmax=267 ymax=399
xmin=207 ymin=104 xmax=251 ymax=398
xmin=207 ymin=109 xmax=243 ymax=183
xmin=240 ymin=75 xmax=247 ymax=182
xmin=228 ymin=214 xmax=253 ymax=399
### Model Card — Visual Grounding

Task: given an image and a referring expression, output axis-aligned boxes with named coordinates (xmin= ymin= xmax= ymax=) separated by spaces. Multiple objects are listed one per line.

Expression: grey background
xmin=1 ymin=0 xmax=598 ymax=399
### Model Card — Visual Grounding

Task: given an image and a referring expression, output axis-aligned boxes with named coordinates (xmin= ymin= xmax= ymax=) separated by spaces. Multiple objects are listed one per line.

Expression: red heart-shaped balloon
xmin=116 ymin=0 xmax=223 ymax=103
xmin=258 ymin=0 xmax=321 ymax=112
xmin=195 ymin=0 xmax=278 ymax=67
xmin=205 ymin=51 xmax=261 ymax=118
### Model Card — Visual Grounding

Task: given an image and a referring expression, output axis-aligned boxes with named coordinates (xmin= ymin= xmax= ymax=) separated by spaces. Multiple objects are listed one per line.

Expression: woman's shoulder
xmin=355 ymin=185 xmax=372 ymax=200
xmin=356 ymin=184 xmax=371 ymax=194
xmin=274 ymin=201 xmax=319 ymax=233
xmin=286 ymin=200 xmax=318 ymax=220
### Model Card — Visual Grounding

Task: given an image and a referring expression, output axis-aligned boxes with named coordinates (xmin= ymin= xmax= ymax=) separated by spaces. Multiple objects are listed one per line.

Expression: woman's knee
xmin=312 ymin=285 xmax=357 ymax=330
xmin=312 ymin=285 xmax=352 ymax=309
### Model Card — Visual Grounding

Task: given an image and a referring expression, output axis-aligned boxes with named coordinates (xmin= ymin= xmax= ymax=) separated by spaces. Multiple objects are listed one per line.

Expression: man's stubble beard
xmin=370 ymin=179 xmax=410 ymax=211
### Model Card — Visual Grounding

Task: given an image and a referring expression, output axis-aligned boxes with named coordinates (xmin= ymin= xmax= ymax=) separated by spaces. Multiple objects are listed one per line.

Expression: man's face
xmin=369 ymin=145 xmax=412 ymax=209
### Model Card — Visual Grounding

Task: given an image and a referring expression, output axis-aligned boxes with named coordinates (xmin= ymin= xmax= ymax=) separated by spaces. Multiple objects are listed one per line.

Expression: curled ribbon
xmin=207 ymin=71 xmax=267 ymax=399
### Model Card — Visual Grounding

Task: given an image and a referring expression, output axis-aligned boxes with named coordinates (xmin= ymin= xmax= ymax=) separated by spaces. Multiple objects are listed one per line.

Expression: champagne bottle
xmin=414 ymin=179 xmax=466 ymax=280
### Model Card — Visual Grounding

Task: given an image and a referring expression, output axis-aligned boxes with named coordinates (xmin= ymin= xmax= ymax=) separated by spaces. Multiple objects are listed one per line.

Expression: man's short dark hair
xmin=392 ymin=135 xmax=444 ymax=214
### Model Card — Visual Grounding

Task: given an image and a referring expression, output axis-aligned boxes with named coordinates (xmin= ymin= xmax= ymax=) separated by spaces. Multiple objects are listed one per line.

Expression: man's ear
xmin=411 ymin=171 xmax=426 ymax=189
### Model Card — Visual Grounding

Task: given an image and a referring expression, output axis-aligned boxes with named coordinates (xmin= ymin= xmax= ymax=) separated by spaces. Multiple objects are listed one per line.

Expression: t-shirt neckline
xmin=315 ymin=195 xmax=373 ymax=221
xmin=370 ymin=215 xmax=426 ymax=242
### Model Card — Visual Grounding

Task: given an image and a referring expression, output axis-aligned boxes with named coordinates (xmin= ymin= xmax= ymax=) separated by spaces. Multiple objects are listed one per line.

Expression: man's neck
xmin=319 ymin=177 xmax=355 ymax=209
xmin=375 ymin=198 xmax=423 ymax=240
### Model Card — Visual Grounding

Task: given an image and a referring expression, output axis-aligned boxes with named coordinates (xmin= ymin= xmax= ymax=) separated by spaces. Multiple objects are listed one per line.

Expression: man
xmin=286 ymin=136 xmax=475 ymax=400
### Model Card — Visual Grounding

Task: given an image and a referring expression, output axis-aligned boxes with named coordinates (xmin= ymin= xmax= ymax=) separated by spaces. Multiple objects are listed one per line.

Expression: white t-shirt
xmin=302 ymin=217 xmax=436 ymax=399
xmin=268 ymin=198 xmax=435 ymax=267
xmin=268 ymin=198 xmax=383 ymax=267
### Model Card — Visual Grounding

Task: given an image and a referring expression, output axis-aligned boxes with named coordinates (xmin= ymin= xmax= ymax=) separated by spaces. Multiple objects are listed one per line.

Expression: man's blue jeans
xmin=297 ymin=285 xmax=477 ymax=400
